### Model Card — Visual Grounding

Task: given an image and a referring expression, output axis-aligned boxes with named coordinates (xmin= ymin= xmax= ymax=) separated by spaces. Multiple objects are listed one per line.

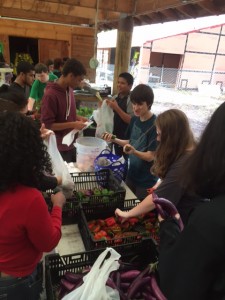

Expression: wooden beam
xmin=176 ymin=4 xmax=199 ymax=17
xmin=0 ymin=7 xmax=93 ymax=26
xmin=135 ymin=0 xmax=203 ymax=15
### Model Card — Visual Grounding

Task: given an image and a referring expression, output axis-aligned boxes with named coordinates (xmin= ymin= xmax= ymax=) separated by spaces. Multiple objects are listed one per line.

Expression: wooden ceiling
xmin=0 ymin=0 xmax=225 ymax=32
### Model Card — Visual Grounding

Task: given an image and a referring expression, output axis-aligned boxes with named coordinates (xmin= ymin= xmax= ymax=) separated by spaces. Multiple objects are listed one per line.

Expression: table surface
xmin=55 ymin=181 xmax=137 ymax=255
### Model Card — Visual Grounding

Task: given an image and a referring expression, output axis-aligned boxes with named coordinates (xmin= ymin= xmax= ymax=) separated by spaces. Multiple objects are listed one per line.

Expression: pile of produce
xmin=75 ymin=187 xmax=115 ymax=203
xmin=57 ymin=261 xmax=165 ymax=300
xmin=87 ymin=212 xmax=159 ymax=243
xmin=76 ymin=107 xmax=94 ymax=118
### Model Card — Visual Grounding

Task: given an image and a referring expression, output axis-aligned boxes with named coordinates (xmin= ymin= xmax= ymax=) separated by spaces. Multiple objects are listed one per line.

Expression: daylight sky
xmin=98 ymin=14 xmax=225 ymax=48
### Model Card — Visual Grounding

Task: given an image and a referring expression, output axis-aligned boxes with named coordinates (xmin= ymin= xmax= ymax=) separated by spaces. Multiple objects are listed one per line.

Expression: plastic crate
xmin=78 ymin=199 xmax=159 ymax=251
xmin=71 ymin=169 xmax=126 ymax=208
xmin=44 ymin=196 xmax=79 ymax=225
xmin=45 ymin=245 xmax=158 ymax=300
xmin=44 ymin=169 xmax=126 ymax=224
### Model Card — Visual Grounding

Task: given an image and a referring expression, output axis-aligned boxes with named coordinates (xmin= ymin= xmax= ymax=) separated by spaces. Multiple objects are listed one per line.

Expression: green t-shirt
xmin=29 ymin=73 xmax=58 ymax=111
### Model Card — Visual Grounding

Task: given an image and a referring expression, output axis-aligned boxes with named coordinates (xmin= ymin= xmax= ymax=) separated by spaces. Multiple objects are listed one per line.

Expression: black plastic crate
xmin=78 ymin=199 xmax=159 ymax=251
xmin=71 ymin=169 xmax=126 ymax=208
xmin=45 ymin=169 xmax=126 ymax=207
xmin=45 ymin=244 xmax=158 ymax=300
xmin=44 ymin=196 xmax=79 ymax=225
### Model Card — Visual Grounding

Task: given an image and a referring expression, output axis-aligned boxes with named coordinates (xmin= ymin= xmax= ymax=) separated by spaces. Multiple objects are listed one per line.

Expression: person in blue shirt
xmin=103 ymin=83 xmax=158 ymax=199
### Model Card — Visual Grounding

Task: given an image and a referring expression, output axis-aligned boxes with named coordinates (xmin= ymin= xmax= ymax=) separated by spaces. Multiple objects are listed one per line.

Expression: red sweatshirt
xmin=0 ymin=185 xmax=62 ymax=277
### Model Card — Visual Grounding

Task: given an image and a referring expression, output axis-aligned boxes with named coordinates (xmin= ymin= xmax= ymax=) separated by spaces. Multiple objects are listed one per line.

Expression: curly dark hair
xmin=0 ymin=112 xmax=53 ymax=192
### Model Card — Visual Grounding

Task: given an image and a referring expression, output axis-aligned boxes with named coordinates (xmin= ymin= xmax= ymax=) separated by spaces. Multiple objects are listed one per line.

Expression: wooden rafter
xmin=0 ymin=0 xmax=223 ymax=30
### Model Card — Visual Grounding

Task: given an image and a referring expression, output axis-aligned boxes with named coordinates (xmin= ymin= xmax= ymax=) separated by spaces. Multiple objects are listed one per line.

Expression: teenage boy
xmin=103 ymin=84 xmax=158 ymax=200
xmin=28 ymin=63 xmax=58 ymax=113
xmin=106 ymin=72 xmax=134 ymax=157
xmin=41 ymin=58 xmax=87 ymax=163
xmin=10 ymin=61 xmax=35 ymax=100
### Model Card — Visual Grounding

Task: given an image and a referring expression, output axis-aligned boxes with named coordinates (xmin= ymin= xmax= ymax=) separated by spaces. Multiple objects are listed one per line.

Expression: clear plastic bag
xmin=62 ymin=248 xmax=120 ymax=300
xmin=44 ymin=134 xmax=74 ymax=196
xmin=93 ymin=100 xmax=114 ymax=138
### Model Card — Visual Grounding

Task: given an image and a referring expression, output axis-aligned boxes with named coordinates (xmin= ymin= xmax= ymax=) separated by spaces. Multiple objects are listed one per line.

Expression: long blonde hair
xmin=151 ymin=109 xmax=195 ymax=179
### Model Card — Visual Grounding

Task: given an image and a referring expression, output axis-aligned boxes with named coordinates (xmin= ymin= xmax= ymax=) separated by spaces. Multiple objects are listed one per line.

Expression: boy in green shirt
xmin=28 ymin=63 xmax=58 ymax=113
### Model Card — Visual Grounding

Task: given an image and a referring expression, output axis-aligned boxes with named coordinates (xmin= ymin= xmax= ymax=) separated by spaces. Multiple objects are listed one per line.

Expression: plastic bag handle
xmin=99 ymin=149 xmax=112 ymax=155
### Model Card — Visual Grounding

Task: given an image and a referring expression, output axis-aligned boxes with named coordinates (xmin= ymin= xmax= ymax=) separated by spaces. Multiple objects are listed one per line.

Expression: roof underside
xmin=0 ymin=0 xmax=225 ymax=31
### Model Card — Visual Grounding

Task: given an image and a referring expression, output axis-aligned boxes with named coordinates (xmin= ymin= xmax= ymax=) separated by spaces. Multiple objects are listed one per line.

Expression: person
xmin=10 ymin=61 xmax=35 ymax=100
xmin=115 ymin=108 xmax=203 ymax=225
xmin=106 ymin=72 xmax=134 ymax=158
xmin=157 ymin=102 xmax=225 ymax=300
xmin=0 ymin=84 xmax=62 ymax=191
xmin=103 ymin=84 xmax=158 ymax=199
xmin=28 ymin=63 xmax=58 ymax=113
xmin=0 ymin=111 xmax=66 ymax=300
xmin=53 ymin=57 xmax=64 ymax=78
xmin=45 ymin=59 xmax=54 ymax=74
xmin=41 ymin=58 xmax=88 ymax=163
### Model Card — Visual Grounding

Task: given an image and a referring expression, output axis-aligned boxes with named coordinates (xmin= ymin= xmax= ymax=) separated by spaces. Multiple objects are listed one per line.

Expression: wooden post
xmin=113 ymin=15 xmax=133 ymax=94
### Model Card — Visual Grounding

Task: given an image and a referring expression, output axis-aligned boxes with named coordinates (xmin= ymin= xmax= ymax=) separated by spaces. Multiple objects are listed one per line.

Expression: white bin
xmin=75 ymin=137 xmax=107 ymax=172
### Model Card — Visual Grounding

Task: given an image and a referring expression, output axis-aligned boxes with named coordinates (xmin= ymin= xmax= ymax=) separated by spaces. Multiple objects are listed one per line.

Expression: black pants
xmin=0 ymin=263 xmax=43 ymax=300
xmin=60 ymin=147 xmax=76 ymax=163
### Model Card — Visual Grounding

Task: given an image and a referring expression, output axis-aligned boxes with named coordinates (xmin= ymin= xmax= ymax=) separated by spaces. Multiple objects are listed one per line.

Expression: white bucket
xmin=75 ymin=137 xmax=107 ymax=172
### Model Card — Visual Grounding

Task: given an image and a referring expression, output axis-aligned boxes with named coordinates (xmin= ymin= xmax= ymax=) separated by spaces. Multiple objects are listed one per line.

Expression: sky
xmin=98 ymin=14 xmax=225 ymax=48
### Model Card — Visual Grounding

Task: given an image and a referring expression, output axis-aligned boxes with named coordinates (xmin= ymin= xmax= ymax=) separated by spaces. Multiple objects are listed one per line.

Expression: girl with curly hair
xmin=115 ymin=109 xmax=204 ymax=225
xmin=0 ymin=84 xmax=62 ymax=190
xmin=0 ymin=112 xmax=65 ymax=299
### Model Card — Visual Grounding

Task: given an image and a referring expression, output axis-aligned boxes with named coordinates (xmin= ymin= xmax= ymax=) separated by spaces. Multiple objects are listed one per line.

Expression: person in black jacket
xmin=158 ymin=102 xmax=225 ymax=300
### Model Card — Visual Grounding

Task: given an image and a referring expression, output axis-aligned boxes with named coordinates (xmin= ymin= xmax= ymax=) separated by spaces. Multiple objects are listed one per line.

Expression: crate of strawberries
xmin=78 ymin=199 xmax=160 ymax=252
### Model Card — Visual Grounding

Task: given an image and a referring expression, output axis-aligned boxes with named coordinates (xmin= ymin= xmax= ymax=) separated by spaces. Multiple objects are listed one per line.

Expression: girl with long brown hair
xmin=116 ymin=108 xmax=203 ymax=225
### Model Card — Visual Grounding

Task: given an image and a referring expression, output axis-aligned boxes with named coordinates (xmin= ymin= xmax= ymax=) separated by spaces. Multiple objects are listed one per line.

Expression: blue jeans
xmin=0 ymin=263 xmax=43 ymax=300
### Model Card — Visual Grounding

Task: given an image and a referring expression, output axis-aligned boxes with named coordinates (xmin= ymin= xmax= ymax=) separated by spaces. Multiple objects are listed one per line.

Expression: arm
xmin=26 ymin=191 xmax=65 ymax=252
xmin=106 ymin=99 xmax=131 ymax=124
xmin=50 ymin=121 xmax=86 ymax=131
xmin=123 ymin=144 xmax=155 ymax=162
xmin=38 ymin=174 xmax=61 ymax=191
xmin=28 ymin=80 xmax=39 ymax=110
xmin=28 ymin=97 xmax=35 ymax=111
xmin=102 ymin=132 xmax=129 ymax=148
xmin=115 ymin=193 xmax=155 ymax=220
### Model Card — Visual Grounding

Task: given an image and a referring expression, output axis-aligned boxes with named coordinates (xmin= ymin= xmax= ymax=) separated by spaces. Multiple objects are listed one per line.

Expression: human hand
xmin=74 ymin=121 xmax=87 ymax=131
xmin=51 ymin=191 xmax=66 ymax=208
xmin=101 ymin=132 xmax=114 ymax=142
xmin=77 ymin=115 xmax=88 ymax=122
xmin=123 ymin=144 xmax=135 ymax=154
xmin=40 ymin=123 xmax=54 ymax=140
xmin=115 ymin=208 xmax=130 ymax=223
xmin=106 ymin=99 xmax=118 ymax=111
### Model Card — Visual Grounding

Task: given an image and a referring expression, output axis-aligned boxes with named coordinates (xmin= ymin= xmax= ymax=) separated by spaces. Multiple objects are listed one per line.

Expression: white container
xmin=75 ymin=137 xmax=107 ymax=172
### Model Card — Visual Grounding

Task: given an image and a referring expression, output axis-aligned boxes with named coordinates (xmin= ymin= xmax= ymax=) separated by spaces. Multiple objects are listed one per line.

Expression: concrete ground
xmin=152 ymin=87 xmax=223 ymax=140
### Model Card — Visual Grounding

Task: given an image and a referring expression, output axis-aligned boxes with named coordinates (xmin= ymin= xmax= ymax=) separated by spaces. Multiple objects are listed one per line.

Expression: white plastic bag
xmin=44 ymin=134 xmax=74 ymax=196
xmin=62 ymin=247 xmax=121 ymax=300
xmin=93 ymin=100 xmax=114 ymax=138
